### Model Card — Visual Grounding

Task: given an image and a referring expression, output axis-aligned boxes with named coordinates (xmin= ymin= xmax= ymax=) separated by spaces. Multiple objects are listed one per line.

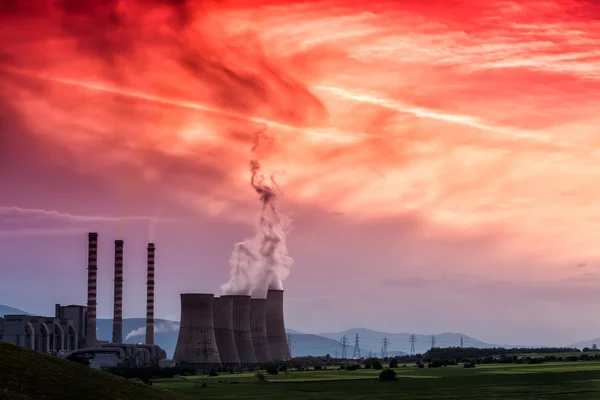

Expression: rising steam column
xmin=86 ymin=232 xmax=99 ymax=348
xmin=145 ymin=243 xmax=155 ymax=345
xmin=112 ymin=240 xmax=124 ymax=343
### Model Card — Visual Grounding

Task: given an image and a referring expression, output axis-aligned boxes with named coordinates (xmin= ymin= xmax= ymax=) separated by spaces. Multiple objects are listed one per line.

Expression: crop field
xmin=154 ymin=362 xmax=600 ymax=399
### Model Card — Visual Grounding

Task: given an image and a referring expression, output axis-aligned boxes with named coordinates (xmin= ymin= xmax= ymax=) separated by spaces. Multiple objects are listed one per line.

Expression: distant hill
xmin=0 ymin=341 xmax=182 ymax=399
xmin=1 ymin=306 xmax=532 ymax=357
xmin=570 ymin=337 xmax=600 ymax=349
xmin=317 ymin=328 xmax=498 ymax=356
xmin=290 ymin=334 xmax=341 ymax=357
xmin=0 ymin=304 xmax=32 ymax=317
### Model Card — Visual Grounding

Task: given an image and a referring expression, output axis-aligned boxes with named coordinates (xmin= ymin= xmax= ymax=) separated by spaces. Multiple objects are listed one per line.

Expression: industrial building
xmin=173 ymin=289 xmax=290 ymax=366
xmin=0 ymin=232 xmax=166 ymax=368
xmin=1 ymin=231 xmax=292 ymax=367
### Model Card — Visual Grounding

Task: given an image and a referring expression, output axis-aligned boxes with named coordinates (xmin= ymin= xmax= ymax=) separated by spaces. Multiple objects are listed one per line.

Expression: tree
xmin=266 ymin=365 xmax=279 ymax=375
xmin=379 ymin=368 xmax=397 ymax=382
xmin=389 ymin=359 xmax=398 ymax=368
xmin=372 ymin=360 xmax=383 ymax=370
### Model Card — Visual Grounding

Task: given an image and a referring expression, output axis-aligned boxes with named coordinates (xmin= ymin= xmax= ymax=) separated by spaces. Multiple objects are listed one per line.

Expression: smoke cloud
xmin=221 ymin=129 xmax=292 ymax=298
xmin=124 ymin=321 xmax=180 ymax=341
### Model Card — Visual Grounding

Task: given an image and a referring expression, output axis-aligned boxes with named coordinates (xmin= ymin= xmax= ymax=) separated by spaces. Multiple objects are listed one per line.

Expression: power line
xmin=409 ymin=334 xmax=417 ymax=355
xmin=381 ymin=337 xmax=390 ymax=358
xmin=339 ymin=335 xmax=350 ymax=359
xmin=429 ymin=335 xmax=437 ymax=349
xmin=353 ymin=333 xmax=361 ymax=359
xmin=287 ymin=333 xmax=296 ymax=358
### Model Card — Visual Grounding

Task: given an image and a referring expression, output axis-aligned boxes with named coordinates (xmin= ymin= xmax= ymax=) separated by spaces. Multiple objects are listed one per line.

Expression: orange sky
xmin=2 ymin=0 xmax=600 ymax=345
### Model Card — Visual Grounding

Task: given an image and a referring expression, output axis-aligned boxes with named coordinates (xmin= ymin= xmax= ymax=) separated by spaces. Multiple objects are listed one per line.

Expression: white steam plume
xmin=124 ymin=321 xmax=180 ymax=341
xmin=221 ymin=129 xmax=293 ymax=298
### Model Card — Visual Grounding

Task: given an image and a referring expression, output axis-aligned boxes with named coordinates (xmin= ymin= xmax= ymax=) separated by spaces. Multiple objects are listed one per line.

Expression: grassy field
xmin=154 ymin=362 xmax=600 ymax=399
xmin=0 ymin=341 xmax=183 ymax=400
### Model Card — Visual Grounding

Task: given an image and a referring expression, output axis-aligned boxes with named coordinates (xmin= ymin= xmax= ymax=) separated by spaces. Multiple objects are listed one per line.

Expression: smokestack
xmin=266 ymin=289 xmax=289 ymax=361
xmin=224 ymin=295 xmax=257 ymax=364
xmin=213 ymin=297 xmax=240 ymax=365
xmin=112 ymin=240 xmax=124 ymax=343
xmin=86 ymin=232 xmax=98 ymax=348
xmin=145 ymin=243 xmax=155 ymax=345
xmin=250 ymin=299 xmax=272 ymax=363
xmin=173 ymin=294 xmax=221 ymax=365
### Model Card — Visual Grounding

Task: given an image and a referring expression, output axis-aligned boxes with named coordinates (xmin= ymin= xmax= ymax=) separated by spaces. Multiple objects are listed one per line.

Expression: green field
xmin=3 ymin=340 xmax=600 ymax=399
xmin=154 ymin=362 xmax=600 ymax=399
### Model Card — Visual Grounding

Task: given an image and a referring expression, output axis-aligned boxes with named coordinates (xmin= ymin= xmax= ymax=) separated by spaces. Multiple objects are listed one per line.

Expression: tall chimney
xmin=112 ymin=240 xmax=124 ymax=343
xmin=86 ymin=232 xmax=99 ymax=348
xmin=145 ymin=243 xmax=155 ymax=345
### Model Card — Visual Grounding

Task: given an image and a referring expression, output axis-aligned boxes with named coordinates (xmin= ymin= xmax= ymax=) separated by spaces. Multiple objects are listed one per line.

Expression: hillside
xmin=570 ymin=337 xmax=600 ymax=349
xmin=0 ymin=341 xmax=183 ymax=400
xmin=0 ymin=305 xmax=32 ymax=317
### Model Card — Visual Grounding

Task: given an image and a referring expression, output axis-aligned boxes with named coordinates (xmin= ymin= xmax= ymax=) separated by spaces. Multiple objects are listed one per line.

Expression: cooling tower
xmin=266 ymin=289 xmax=289 ymax=361
xmin=173 ymin=294 xmax=221 ymax=365
xmin=112 ymin=240 xmax=124 ymax=343
xmin=212 ymin=297 xmax=240 ymax=365
xmin=224 ymin=295 xmax=257 ymax=364
xmin=145 ymin=243 xmax=155 ymax=345
xmin=86 ymin=232 xmax=98 ymax=348
xmin=250 ymin=299 xmax=272 ymax=363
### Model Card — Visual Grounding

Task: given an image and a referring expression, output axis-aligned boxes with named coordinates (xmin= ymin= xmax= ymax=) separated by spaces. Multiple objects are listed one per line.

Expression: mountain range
xmin=1 ymin=305 xmax=598 ymax=357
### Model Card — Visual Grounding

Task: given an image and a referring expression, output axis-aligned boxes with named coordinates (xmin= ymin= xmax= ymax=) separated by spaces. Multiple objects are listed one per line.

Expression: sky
xmin=1 ymin=0 xmax=600 ymax=348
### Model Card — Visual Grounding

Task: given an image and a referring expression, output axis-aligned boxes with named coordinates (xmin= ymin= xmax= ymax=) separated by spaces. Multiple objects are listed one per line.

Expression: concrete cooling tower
xmin=266 ymin=289 xmax=290 ymax=361
xmin=224 ymin=295 xmax=257 ymax=364
xmin=212 ymin=297 xmax=240 ymax=365
xmin=250 ymin=299 xmax=272 ymax=363
xmin=173 ymin=294 xmax=221 ymax=365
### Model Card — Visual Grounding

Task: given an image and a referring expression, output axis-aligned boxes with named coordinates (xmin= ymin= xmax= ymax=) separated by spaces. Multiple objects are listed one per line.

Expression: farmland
xmin=154 ymin=361 xmax=600 ymax=399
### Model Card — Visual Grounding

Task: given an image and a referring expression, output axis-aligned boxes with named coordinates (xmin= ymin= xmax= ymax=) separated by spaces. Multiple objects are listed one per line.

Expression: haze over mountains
xmin=2 ymin=305 xmax=597 ymax=357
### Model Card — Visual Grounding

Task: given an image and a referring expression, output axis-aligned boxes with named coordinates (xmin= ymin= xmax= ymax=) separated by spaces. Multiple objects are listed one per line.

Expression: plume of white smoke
xmin=124 ymin=321 xmax=180 ymax=341
xmin=221 ymin=129 xmax=293 ymax=298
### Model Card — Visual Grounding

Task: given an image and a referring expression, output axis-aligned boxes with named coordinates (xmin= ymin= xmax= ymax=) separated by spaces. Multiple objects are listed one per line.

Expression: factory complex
xmin=0 ymin=232 xmax=290 ymax=368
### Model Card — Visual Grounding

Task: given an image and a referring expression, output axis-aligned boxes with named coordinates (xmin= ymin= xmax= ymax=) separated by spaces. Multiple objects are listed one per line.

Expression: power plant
xmin=0 ymin=232 xmax=167 ymax=368
xmin=1 ymin=231 xmax=292 ymax=367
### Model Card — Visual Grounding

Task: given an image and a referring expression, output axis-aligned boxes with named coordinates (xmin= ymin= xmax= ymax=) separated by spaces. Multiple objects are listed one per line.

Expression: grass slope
xmin=0 ymin=342 xmax=183 ymax=400
xmin=155 ymin=362 xmax=600 ymax=399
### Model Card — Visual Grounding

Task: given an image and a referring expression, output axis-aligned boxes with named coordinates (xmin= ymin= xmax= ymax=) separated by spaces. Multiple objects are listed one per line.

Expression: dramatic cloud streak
xmin=2 ymin=0 xmax=600 ymax=344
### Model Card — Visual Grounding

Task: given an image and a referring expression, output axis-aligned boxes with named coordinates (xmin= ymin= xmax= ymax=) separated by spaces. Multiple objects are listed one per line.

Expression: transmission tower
xmin=352 ymin=333 xmax=361 ymax=359
xmin=334 ymin=348 xmax=339 ymax=358
xmin=368 ymin=350 xmax=372 ymax=358
xmin=409 ymin=334 xmax=417 ymax=355
xmin=287 ymin=333 xmax=296 ymax=358
xmin=460 ymin=336 xmax=464 ymax=348
xmin=339 ymin=336 xmax=350 ymax=359
xmin=429 ymin=335 xmax=437 ymax=349
xmin=381 ymin=337 xmax=390 ymax=358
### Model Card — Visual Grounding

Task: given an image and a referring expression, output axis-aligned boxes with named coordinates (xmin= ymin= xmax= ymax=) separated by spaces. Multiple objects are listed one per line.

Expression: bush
xmin=372 ymin=360 xmax=383 ymax=370
xmin=314 ymin=365 xmax=323 ymax=371
xmin=364 ymin=362 xmax=372 ymax=369
xmin=265 ymin=365 xmax=279 ymax=375
xmin=208 ymin=369 xmax=218 ymax=377
xmin=463 ymin=361 xmax=476 ymax=368
xmin=255 ymin=373 xmax=266 ymax=381
xmin=389 ymin=359 xmax=398 ymax=368
xmin=379 ymin=368 xmax=397 ymax=382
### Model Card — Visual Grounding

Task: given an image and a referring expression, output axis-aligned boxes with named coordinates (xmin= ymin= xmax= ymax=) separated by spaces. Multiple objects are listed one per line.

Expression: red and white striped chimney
xmin=112 ymin=240 xmax=124 ymax=343
xmin=145 ymin=243 xmax=155 ymax=345
xmin=86 ymin=232 xmax=99 ymax=348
